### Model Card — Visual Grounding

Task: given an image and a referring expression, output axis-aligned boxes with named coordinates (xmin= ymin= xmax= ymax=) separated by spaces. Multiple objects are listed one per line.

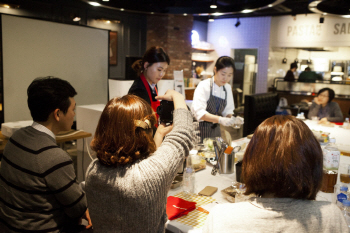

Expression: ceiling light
xmin=210 ymin=0 xmax=217 ymax=9
xmin=102 ymin=0 xmax=109 ymax=1
xmin=183 ymin=13 xmax=187 ymax=16
xmin=120 ymin=8 xmax=124 ymax=11
xmin=88 ymin=2 xmax=101 ymax=6
xmin=235 ymin=18 xmax=240 ymax=27
xmin=73 ymin=17 xmax=81 ymax=22
xmin=0 ymin=3 xmax=19 ymax=9
xmin=212 ymin=13 xmax=223 ymax=16
xmin=209 ymin=16 xmax=214 ymax=22
xmin=242 ymin=9 xmax=253 ymax=13
xmin=268 ymin=4 xmax=273 ymax=7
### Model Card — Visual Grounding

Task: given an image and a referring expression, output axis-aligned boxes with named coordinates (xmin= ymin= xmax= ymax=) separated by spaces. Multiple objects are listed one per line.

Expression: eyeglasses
xmin=318 ymin=94 xmax=329 ymax=98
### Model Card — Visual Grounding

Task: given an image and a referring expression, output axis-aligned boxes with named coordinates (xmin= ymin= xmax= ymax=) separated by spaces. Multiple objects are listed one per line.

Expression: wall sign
xmin=270 ymin=14 xmax=350 ymax=47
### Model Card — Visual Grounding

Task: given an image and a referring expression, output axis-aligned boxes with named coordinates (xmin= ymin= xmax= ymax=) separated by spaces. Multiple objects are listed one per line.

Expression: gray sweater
xmin=85 ymin=108 xmax=193 ymax=233
xmin=0 ymin=127 xmax=87 ymax=232
xmin=308 ymin=101 xmax=343 ymax=122
xmin=203 ymin=197 xmax=348 ymax=233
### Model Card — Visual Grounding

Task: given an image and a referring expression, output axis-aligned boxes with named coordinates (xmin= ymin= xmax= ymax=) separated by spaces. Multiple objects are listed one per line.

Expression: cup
xmin=312 ymin=116 xmax=319 ymax=122
xmin=320 ymin=170 xmax=338 ymax=193
xmin=339 ymin=163 xmax=350 ymax=184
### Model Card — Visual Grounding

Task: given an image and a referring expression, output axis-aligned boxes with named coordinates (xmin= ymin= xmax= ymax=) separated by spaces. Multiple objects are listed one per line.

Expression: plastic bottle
xmin=344 ymin=118 xmax=350 ymax=129
xmin=323 ymin=138 xmax=340 ymax=170
xmin=183 ymin=155 xmax=195 ymax=194
xmin=336 ymin=185 xmax=349 ymax=209
xmin=342 ymin=200 xmax=350 ymax=228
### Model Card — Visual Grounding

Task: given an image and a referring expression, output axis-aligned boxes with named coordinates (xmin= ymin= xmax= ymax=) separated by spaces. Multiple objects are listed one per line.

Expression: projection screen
xmin=2 ymin=14 xmax=109 ymax=122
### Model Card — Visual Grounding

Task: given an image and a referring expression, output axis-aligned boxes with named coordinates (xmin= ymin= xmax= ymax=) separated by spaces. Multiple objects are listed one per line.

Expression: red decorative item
xmin=166 ymin=196 xmax=196 ymax=220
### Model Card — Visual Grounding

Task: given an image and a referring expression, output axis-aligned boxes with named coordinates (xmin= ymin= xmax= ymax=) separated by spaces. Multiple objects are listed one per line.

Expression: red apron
xmin=140 ymin=74 xmax=160 ymax=125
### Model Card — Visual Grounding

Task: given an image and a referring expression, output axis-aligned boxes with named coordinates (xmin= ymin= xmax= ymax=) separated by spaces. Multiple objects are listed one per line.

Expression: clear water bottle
xmin=183 ymin=155 xmax=195 ymax=194
xmin=323 ymin=138 xmax=340 ymax=171
xmin=342 ymin=200 xmax=350 ymax=228
xmin=344 ymin=118 xmax=350 ymax=129
xmin=336 ymin=185 xmax=349 ymax=209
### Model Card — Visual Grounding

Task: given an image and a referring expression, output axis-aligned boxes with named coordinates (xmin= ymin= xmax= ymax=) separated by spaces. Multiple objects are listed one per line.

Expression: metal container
xmin=219 ymin=152 xmax=235 ymax=174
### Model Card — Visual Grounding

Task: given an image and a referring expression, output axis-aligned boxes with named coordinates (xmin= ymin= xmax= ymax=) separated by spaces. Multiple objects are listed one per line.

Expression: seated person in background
xmin=203 ymin=115 xmax=348 ymax=233
xmin=284 ymin=62 xmax=298 ymax=81
xmin=85 ymin=90 xmax=193 ymax=232
xmin=298 ymin=66 xmax=321 ymax=83
xmin=0 ymin=77 xmax=92 ymax=232
xmin=308 ymin=87 xmax=343 ymax=123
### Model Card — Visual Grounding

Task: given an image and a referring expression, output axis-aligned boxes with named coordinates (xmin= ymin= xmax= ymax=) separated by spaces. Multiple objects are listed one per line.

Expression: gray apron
xmin=199 ymin=78 xmax=227 ymax=143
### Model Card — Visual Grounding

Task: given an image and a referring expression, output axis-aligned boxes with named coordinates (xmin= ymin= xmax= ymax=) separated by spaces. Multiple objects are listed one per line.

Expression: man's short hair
xmin=290 ymin=62 xmax=298 ymax=69
xmin=27 ymin=76 xmax=77 ymax=122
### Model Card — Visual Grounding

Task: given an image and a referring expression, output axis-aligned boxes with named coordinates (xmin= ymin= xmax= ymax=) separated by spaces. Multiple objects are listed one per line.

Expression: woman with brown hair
xmin=85 ymin=90 xmax=193 ymax=232
xmin=203 ymin=115 xmax=348 ymax=232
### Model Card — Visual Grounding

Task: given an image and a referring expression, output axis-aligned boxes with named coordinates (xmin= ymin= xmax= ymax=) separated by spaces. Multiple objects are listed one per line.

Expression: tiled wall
xmin=207 ymin=17 xmax=272 ymax=93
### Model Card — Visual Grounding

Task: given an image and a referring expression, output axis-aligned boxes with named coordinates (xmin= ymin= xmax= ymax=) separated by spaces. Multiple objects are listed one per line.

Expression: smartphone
xmin=198 ymin=186 xmax=218 ymax=196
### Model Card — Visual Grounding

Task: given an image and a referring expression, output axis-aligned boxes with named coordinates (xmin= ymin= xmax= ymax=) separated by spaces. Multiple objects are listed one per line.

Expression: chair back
xmin=243 ymin=93 xmax=279 ymax=137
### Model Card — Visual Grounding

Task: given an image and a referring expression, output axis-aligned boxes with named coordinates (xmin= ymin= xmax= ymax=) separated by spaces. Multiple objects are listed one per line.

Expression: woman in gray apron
xmin=191 ymin=56 xmax=242 ymax=142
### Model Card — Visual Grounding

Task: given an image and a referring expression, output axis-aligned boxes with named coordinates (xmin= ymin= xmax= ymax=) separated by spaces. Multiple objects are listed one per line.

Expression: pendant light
xmin=294 ymin=49 xmax=299 ymax=63
xmin=282 ymin=48 xmax=287 ymax=64
xmin=307 ymin=51 xmax=312 ymax=64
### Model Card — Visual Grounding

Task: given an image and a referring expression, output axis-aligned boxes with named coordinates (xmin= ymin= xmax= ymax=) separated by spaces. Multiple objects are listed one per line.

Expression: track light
xmin=235 ymin=18 xmax=240 ymax=27
xmin=210 ymin=0 xmax=217 ymax=9
xmin=209 ymin=16 xmax=214 ymax=22
xmin=319 ymin=16 xmax=324 ymax=23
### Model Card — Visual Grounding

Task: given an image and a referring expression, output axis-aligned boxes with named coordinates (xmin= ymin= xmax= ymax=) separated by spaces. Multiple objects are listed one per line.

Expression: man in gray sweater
xmin=0 ymin=77 xmax=92 ymax=232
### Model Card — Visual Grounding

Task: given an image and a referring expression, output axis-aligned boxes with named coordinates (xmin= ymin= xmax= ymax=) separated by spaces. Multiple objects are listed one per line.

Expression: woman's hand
xmin=156 ymin=89 xmax=181 ymax=101
xmin=154 ymin=123 xmax=174 ymax=148
xmin=156 ymin=89 xmax=187 ymax=110
xmin=156 ymin=123 xmax=174 ymax=137
xmin=319 ymin=117 xmax=328 ymax=124
xmin=81 ymin=209 xmax=92 ymax=229
xmin=314 ymin=96 xmax=322 ymax=105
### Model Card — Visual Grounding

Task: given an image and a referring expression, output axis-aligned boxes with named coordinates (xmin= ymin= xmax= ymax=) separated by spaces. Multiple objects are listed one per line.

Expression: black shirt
xmin=128 ymin=77 xmax=158 ymax=105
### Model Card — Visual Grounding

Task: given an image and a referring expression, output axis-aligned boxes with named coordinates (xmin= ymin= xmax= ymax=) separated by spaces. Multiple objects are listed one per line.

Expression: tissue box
xmin=1 ymin=120 xmax=33 ymax=138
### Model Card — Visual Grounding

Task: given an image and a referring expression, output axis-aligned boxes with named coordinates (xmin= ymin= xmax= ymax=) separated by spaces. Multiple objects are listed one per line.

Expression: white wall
xmin=207 ymin=17 xmax=272 ymax=93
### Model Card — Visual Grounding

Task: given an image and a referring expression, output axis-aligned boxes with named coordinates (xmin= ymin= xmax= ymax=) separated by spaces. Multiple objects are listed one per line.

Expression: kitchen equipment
xmin=219 ymin=146 xmax=241 ymax=174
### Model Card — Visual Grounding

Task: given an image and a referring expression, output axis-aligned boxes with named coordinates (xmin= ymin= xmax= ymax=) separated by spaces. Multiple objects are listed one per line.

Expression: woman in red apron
xmin=128 ymin=46 xmax=170 ymax=124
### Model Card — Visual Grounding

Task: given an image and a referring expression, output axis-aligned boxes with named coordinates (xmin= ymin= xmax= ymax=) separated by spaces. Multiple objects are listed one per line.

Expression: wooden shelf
xmin=192 ymin=47 xmax=215 ymax=52
xmin=192 ymin=59 xmax=214 ymax=62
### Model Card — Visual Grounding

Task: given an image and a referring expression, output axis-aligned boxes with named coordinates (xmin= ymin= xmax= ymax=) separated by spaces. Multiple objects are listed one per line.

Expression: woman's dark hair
xmin=27 ymin=76 xmax=77 ymax=122
xmin=242 ymin=115 xmax=323 ymax=200
xmin=91 ymin=95 xmax=157 ymax=166
xmin=290 ymin=62 xmax=298 ymax=69
xmin=318 ymin=88 xmax=335 ymax=103
xmin=214 ymin=56 xmax=235 ymax=74
xmin=132 ymin=46 xmax=170 ymax=76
